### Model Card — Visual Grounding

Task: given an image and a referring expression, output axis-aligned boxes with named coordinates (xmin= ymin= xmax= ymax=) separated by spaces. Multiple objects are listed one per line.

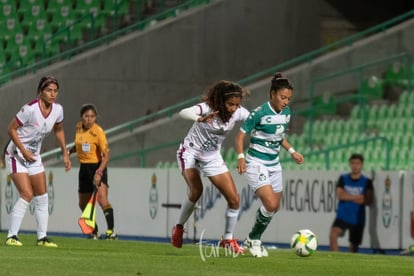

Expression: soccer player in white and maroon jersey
xmin=4 ymin=76 xmax=71 ymax=247
xmin=171 ymin=80 xmax=249 ymax=254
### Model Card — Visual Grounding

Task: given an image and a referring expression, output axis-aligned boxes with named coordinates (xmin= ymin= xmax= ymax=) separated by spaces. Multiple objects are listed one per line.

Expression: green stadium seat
xmin=312 ymin=94 xmax=336 ymax=117
xmin=394 ymin=105 xmax=405 ymax=118
xmin=370 ymin=147 xmax=387 ymax=162
xmin=0 ymin=51 xmax=6 ymax=63
xmin=87 ymin=12 xmax=106 ymax=35
xmin=309 ymin=120 xmax=320 ymax=139
xmin=302 ymin=120 xmax=311 ymax=135
xmin=366 ymin=117 xmax=378 ymax=130
xmin=376 ymin=104 xmax=389 ymax=120
xmin=381 ymin=117 xmax=396 ymax=132
xmin=3 ymin=32 xmax=29 ymax=58
xmin=349 ymin=104 xmax=361 ymax=119
xmin=347 ymin=132 xmax=358 ymax=143
xmin=0 ymin=17 xmax=22 ymax=42
xmin=396 ymin=116 xmax=412 ymax=133
xmin=384 ymin=62 xmax=408 ymax=87
xmin=288 ymin=133 xmax=298 ymax=145
xmin=312 ymin=120 xmax=322 ymax=132
xmin=50 ymin=4 xmax=76 ymax=29
xmin=324 ymin=133 xmax=337 ymax=146
xmin=32 ymin=32 xmax=53 ymax=57
xmin=46 ymin=0 xmax=73 ymax=16
xmin=399 ymin=134 xmax=412 ymax=149
xmin=50 ymin=6 xmax=85 ymax=46
xmin=384 ymin=130 xmax=395 ymax=144
xmin=74 ymin=0 xmax=101 ymax=16
xmin=313 ymin=120 xmax=325 ymax=138
xmin=333 ymin=150 xmax=345 ymax=164
xmin=27 ymin=18 xmax=53 ymax=42
xmin=102 ymin=0 xmax=131 ymax=30
xmin=40 ymin=38 xmax=61 ymax=58
xmin=74 ymin=0 xmax=107 ymax=36
xmin=398 ymin=90 xmax=410 ymax=106
xmin=0 ymin=62 xmax=9 ymax=74
xmin=343 ymin=119 xmax=360 ymax=133
xmin=102 ymin=0 xmax=129 ymax=17
xmin=296 ymin=134 xmax=307 ymax=147
xmin=359 ymin=76 xmax=383 ymax=99
xmin=12 ymin=44 xmax=38 ymax=66
xmin=1 ymin=2 xmax=16 ymax=18
xmin=18 ymin=1 xmax=45 ymax=14
xmin=339 ymin=132 xmax=351 ymax=145
xmin=409 ymin=92 xmax=414 ymax=104
xmin=18 ymin=0 xmax=45 ymax=14
xmin=368 ymin=105 xmax=379 ymax=120
xmin=332 ymin=119 xmax=345 ymax=134
xmin=20 ymin=4 xmax=48 ymax=30
xmin=1 ymin=53 xmax=23 ymax=75
xmin=405 ymin=118 xmax=414 ymax=133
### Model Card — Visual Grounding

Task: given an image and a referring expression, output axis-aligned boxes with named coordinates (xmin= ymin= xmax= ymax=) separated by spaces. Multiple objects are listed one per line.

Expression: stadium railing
xmin=39 ymin=51 xmax=412 ymax=169
xmin=0 ymin=0 xmax=213 ymax=86
xmin=108 ymin=136 xmax=391 ymax=171
xmin=102 ymin=51 xmax=410 ymax=169
xmin=39 ymin=9 xmax=414 ymax=166
xmin=281 ymin=136 xmax=391 ymax=171
xmin=305 ymin=52 xmax=412 ymax=143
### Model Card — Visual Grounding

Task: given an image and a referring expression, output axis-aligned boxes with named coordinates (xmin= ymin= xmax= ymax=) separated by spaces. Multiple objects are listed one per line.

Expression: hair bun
xmin=271 ymin=72 xmax=289 ymax=82
xmin=273 ymin=72 xmax=283 ymax=79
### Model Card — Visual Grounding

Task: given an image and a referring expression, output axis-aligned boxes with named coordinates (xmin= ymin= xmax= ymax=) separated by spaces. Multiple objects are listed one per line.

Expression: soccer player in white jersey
xmin=235 ymin=73 xmax=305 ymax=257
xmin=4 ymin=76 xmax=71 ymax=247
xmin=171 ymin=80 xmax=250 ymax=254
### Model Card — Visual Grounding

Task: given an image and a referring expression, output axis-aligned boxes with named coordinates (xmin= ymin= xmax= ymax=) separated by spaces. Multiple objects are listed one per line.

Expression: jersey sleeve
xmin=55 ymin=104 xmax=64 ymax=124
xmin=238 ymin=106 xmax=250 ymax=121
xmin=97 ymin=126 xmax=110 ymax=153
xmin=336 ymin=175 xmax=345 ymax=188
xmin=179 ymin=105 xmax=202 ymax=121
xmin=240 ymin=106 xmax=260 ymax=134
xmin=15 ymin=104 xmax=32 ymax=126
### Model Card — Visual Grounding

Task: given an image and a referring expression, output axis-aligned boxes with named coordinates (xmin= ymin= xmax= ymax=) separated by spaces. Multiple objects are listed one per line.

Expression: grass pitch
xmin=0 ymin=233 xmax=413 ymax=276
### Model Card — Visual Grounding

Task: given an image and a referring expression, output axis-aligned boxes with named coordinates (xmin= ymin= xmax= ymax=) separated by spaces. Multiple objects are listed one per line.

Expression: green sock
xmin=249 ymin=207 xmax=273 ymax=240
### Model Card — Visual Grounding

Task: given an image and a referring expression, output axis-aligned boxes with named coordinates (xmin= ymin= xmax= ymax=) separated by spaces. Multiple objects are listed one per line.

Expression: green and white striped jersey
xmin=240 ymin=101 xmax=291 ymax=166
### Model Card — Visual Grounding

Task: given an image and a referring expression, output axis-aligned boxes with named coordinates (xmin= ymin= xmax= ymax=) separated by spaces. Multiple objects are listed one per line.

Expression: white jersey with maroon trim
xmin=6 ymin=99 xmax=64 ymax=159
xmin=182 ymin=102 xmax=249 ymax=161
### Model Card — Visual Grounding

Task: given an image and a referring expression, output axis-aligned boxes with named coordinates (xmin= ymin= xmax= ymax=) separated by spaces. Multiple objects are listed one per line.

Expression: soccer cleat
xmin=37 ymin=237 xmax=58 ymax=248
xmin=105 ymin=230 xmax=118 ymax=240
xmin=400 ymin=244 xmax=414 ymax=256
xmin=171 ymin=224 xmax=184 ymax=248
xmin=219 ymin=238 xmax=246 ymax=254
xmin=5 ymin=235 xmax=23 ymax=246
xmin=88 ymin=232 xmax=100 ymax=240
xmin=244 ymin=237 xmax=268 ymax=257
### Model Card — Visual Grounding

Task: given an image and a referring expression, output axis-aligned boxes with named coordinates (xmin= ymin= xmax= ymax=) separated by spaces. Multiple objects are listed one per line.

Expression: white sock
xmin=8 ymin=197 xmax=29 ymax=238
xmin=176 ymin=199 xmax=195 ymax=225
xmin=223 ymin=208 xmax=239 ymax=240
xmin=260 ymin=205 xmax=275 ymax=217
xmin=34 ymin=193 xmax=49 ymax=239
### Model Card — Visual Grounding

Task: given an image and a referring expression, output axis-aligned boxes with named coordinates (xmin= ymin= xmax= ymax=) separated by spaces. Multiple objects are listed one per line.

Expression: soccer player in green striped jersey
xmin=235 ymin=72 xmax=304 ymax=257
